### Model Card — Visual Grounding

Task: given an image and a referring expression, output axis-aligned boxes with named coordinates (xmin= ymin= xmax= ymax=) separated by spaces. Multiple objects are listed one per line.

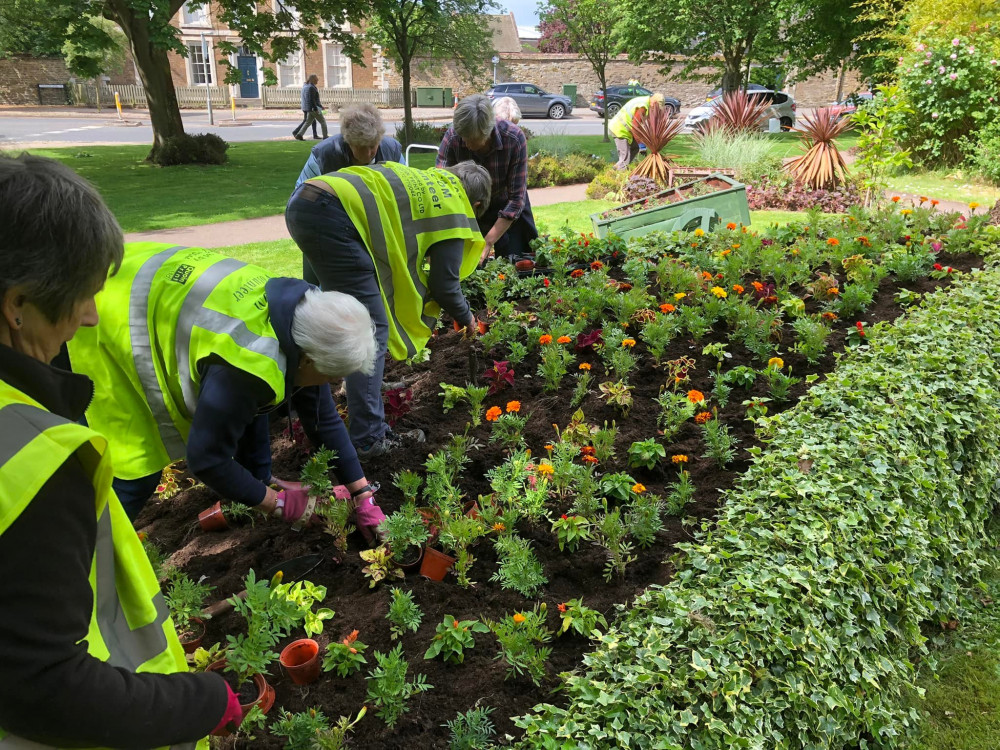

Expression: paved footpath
xmin=124 ymin=183 xmax=590 ymax=248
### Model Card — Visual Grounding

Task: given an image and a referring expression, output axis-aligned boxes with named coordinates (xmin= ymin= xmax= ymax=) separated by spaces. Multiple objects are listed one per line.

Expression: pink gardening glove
xmin=275 ymin=489 xmax=316 ymax=529
xmin=210 ymin=682 xmax=244 ymax=736
xmin=353 ymin=495 xmax=387 ymax=545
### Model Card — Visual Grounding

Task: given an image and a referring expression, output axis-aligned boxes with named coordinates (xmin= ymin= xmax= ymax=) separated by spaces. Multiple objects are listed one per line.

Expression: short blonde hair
xmin=492 ymin=96 xmax=521 ymax=124
xmin=341 ymin=104 xmax=386 ymax=148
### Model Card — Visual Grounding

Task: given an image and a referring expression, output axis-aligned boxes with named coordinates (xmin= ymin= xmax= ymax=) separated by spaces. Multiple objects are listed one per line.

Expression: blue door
xmin=237 ymin=55 xmax=258 ymax=98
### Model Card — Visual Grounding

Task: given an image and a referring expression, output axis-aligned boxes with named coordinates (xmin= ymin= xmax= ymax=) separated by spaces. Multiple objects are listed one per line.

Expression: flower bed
xmin=516 ymin=225 xmax=1000 ymax=748
xmin=138 ymin=208 xmax=988 ymax=748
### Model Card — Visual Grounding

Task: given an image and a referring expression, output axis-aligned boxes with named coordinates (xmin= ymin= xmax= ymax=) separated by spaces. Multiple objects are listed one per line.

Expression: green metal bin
xmin=562 ymin=84 xmax=577 ymax=104
xmin=416 ymin=87 xmax=444 ymax=107
xmin=443 ymin=87 xmax=454 ymax=107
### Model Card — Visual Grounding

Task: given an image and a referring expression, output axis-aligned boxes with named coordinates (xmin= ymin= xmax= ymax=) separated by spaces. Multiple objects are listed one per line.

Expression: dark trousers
xmin=293 ymin=110 xmax=319 ymax=138
xmin=112 ymin=413 xmax=272 ymax=521
xmin=478 ymin=193 xmax=538 ymax=261
xmin=285 ymin=185 xmax=391 ymax=451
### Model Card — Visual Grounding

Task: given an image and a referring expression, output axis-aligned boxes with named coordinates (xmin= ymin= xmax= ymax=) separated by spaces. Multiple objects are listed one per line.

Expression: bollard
xmin=114 ymin=92 xmax=123 ymax=121
xmin=231 ymin=95 xmax=236 ymax=121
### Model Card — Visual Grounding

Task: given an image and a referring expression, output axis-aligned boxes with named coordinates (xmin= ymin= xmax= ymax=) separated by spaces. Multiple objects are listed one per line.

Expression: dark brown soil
xmin=138 ymin=249 xmax=982 ymax=749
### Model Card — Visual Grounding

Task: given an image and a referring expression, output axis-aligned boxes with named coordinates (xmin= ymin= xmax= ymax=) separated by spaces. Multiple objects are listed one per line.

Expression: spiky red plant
xmin=708 ymin=90 xmax=771 ymax=135
xmin=629 ymin=100 xmax=684 ymax=185
xmin=785 ymin=107 xmax=853 ymax=190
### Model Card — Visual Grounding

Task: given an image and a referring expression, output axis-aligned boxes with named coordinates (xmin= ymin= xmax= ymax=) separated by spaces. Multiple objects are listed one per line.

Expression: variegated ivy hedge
xmin=514 ymin=228 xmax=1000 ymax=749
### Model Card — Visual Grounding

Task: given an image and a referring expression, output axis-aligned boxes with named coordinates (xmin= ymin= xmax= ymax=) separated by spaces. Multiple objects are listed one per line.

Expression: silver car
xmin=685 ymin=88 xmax=797 ymax=131
xmin=486 ymin=82 xmax=574 ymax=120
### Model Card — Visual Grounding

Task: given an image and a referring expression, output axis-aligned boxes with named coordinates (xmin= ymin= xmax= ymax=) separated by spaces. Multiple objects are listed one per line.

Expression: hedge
xmin=515 ymin=226 xmax=1000 ymax=749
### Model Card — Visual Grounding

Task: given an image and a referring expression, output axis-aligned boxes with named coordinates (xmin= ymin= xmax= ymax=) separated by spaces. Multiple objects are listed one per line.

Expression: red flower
xmin=557 ymin=603 xmax=568 ymax=613
xmin=543 ymin=278 xmax=550 ymax=287
xmin=560 ymin=514 xmax=568 ymax=520
xmin=933 ymin=263 xmax=943 ymax=271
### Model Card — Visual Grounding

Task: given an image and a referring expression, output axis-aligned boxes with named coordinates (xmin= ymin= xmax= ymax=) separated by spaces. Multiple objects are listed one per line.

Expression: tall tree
xmin=537 ymin=0 xmax=621 ymax=141
xmin=366 ymin=0 xmax=496 ymax=145
xmin=10 ymin=0 xmax=367 ymax=162
xmin=537 ymin=13 xmax=573 ymax=53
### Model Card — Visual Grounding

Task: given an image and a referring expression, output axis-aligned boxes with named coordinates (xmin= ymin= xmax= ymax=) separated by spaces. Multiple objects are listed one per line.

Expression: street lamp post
xmin=492 ymin=55 xmax=500 ymax=85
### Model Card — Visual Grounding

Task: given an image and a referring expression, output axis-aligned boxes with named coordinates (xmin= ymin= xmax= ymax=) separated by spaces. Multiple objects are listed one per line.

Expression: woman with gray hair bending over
xmin=285 ymin=160 xmax=491 ymax=459
xmin=67 ymin=240 xmax=391 ymax=543
xmin=437 ymin=94 xmax=538 ymax=266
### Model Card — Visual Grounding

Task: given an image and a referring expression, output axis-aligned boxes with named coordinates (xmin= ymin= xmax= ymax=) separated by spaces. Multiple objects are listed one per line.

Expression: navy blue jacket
xmin=186 ymin=277 xmax=363 ymax=505
xmin=301 ymin=82 xmax=321 ymax=112
xmin=295 ymin=134 xmax=404 ymax=187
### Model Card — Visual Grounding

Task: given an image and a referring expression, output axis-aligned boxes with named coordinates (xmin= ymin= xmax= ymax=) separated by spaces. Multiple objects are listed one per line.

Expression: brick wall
xmin=0 ymin=57 xmax=72 ymax=105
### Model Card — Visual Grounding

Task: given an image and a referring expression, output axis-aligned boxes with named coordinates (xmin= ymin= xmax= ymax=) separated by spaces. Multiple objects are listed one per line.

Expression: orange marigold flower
xmin=821 ymin=311 xmax=838 ymax=321
xmin=732 ymin=284 xmax=744 ymax=294
xmin=539 ymin=334 xmax=553 ymax=344
xmin=751 ymin=281 xmax=765 ymax=292
xmin=513 ymin=613 xmax=526 ymax=624
xmin=660 ymin=303 xmax=676 ymax=313
xmin=581 ymin=455 xmax=599 ymax=465
xmin=828 ymin=287 xmax=840 ymax=296
xmin=578 ymin=362 xmax=592 ymax=370
xmin=544 ymin=443 xmax=554 ymax=451
xmin=343 ymin=630 xmax=359 ymax=645
xmin=537 ymin=462 xmax=555 ymax=475
xmin=931 ymin=199 xmax=940 ymax=207
xmin=506 ymin=400 xmax=521 ymax=413
xmin=720 ymin=249 xmax=732 ymax=257
xmin=485 ymin=406 xmax=503 ymax=422
xmin=671 ymin=454 xmax=689 ymax=464
xmin=726 ymin=222 xmax=737 ymax=230
xmin=826 ymin=237 xmax=840 ymax=246
xmin=694 ymin=411 xmax=712 ymax=424
xmin=579 ymin=446 xmax=596 ymax=456
xmin=891 ymin=196 xmax=901 ymax=203
xmin=857 ymin=236 xmax=871 ymax=247
xmin=137 ymin=531 xmax=148 ymax=541
xmin=631 ymin=482 xmax=646 ymax=493
xmin=590 ymin=260 xmax=604 ymax=270
xmin=621 ymin=338 xmax=636 ymax=348
xmin=497 ymin=273 xmax=506 ymax=280
xmin=570 ymin=269 xmax=584 ymax=278
xmin=919 ymin=196 xmax=928 ymax=203
xmin=687 ymin=390 xmax=705 ymax=404
xmin=492 ymin=522 xmax=506 ymax=532
xmin=701 ymin=271 xmax=714 ymax=281
xmin=557 ymin=335 xmax=572 ymax=344
xmin=557 ymin=603 xmax=568 ymax=613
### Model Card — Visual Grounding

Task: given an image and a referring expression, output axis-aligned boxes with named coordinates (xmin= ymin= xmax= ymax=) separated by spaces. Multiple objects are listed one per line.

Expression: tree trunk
xmin=598 ymin=69 xmax=608 ymax=142
xmin=115 ymin=10 xmax=185 ymax=162
xmin=401 ymin=57 xmax=413 ymax=147
xmin=721 ymin=54 xmax=743 ymax=94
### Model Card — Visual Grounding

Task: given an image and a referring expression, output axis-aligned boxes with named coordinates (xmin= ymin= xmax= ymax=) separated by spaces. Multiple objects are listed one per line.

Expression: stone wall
xmin=383 ymin=52 xmax=863 ymax=109
xmin=0 ymin=57 xmax=73 ymax=105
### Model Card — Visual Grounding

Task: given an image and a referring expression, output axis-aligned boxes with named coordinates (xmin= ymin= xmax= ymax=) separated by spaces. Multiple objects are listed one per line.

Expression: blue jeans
xmin=113 ymin=413 xmax=273 ymax=521
xmin=285 ymin=185 xmax=390 ymax=451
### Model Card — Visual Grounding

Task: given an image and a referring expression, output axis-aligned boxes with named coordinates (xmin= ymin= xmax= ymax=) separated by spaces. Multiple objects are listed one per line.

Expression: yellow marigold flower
xmin=513 ymin=613 xmax=526 ymax=624
xmin=970 ymin=202 xmax=981 ymax=210
xmin=694 ymin=228 xmax=705 ymax=237
xmin=556 ymin=335 xmax=572 ymax=344
xmin=768 ymin=357 xmax=784 ymax=369
xmin=621 ymin=338 xmax=636 ymax=348
xmin=687 ymin=390 xmax=705 ymax=404
xmin=674 ymin=292 xmax=687 ymax=300
xmin=710 ymin=286 xmax=728 ymax=298
xmin=900 ymin=208 xmax=913 ymax=216
xmin=578 ymin=362 xmax=591 ymax=370
xmin=671 ymin=454 xmax=689 ymax=464
xmin=539 ymin=334 xmax=553 ymax=345
xmin=485 ymin=406 xmax=502 ymax=422
xmin=506 ymin=400 xmax=521 ymax=413
xmin=537 ymin=462 xmax=555 ymax=476
xmin=827 ymin=237 xmax=840 ymax=246
xmin=631 ymin=482 xmax=646 ymax=494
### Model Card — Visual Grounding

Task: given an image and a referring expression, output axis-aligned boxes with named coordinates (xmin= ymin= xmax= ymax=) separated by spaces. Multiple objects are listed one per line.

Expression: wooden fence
xmin=70 ymin=83 xmax=407 ymax=109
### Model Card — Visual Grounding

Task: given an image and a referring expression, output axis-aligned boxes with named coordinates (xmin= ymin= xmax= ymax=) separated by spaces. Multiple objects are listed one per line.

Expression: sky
xmin=501 ymin=0 xmax=539 ymax=27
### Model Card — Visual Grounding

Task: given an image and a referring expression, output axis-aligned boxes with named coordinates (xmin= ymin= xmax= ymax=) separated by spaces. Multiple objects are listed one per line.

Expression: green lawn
xmin=885 ymin=169 xmax=1000 ymax=207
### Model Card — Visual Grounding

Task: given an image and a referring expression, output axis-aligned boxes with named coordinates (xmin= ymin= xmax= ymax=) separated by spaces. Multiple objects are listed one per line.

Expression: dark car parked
xmin=589 ymin=85 xmax=680 ymax=118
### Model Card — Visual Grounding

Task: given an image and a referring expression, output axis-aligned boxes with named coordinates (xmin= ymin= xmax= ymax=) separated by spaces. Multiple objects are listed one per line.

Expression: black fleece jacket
xmin=0 ymin=342 xmax=227 ymax=747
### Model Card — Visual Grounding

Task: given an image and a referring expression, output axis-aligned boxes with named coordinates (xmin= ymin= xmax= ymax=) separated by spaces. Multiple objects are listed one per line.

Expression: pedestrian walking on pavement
xmin=293 ymin=75 xmax=328 ymax=140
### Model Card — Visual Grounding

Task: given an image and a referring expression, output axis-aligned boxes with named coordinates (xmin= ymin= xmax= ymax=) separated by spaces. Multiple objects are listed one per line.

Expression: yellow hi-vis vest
xmin=0 ymin=380 xmax=206 ymax=750
xmin=609 ymin=95 xmax=652 ymax=140
xmin=312 ymin=161 xmax=485 ymax=360
xmin=67 ymin=243 xmax=287 ymax=480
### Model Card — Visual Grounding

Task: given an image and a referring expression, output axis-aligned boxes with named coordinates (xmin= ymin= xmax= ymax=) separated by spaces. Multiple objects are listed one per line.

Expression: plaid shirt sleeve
xmin=436 ymin=129 xmax=457 ymax=167
xmin=498 ymin=125 xmax=528 ymax=221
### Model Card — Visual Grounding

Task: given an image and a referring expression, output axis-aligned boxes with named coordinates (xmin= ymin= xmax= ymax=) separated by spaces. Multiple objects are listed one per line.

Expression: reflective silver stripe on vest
xmin=332 ymin=171 xmax=418 ymax=357
xmin=0 ymin=733 xmax=197 ymax=750
xmin=94 ymin=508 xmax=170 ymax=671
xmin=0 ymin=404 xmax=69 ymax=468
xmin=130 ymin=246 xmax=189 ymax=459
xmin=174 ymin=257 xmax=286 ymax=413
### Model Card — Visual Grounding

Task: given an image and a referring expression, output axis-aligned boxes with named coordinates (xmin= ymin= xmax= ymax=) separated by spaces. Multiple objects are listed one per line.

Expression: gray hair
xmin=445 ymin=161 xmax=491 ymax=218
xmin=492 ymin=96 xmax=521 ymax=124
xmin=341 ymin=104 xmax=386 ymax=148
xmin=454 ymin=94 xmax=495 ymax=142
xmin=292 ymin=288 xmax=376 ymax=378
xmin=0 ymin=153 xmax=123 ymax=323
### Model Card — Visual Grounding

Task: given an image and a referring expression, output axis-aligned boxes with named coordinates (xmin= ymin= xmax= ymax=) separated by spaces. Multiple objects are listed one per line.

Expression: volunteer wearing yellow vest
xmin=285 ymin=160 xmax=491 ymax=459
xmin=609 ymin=92 xmax=665 ymax=170
xmin=0 ymin=154 xmax=240 ymax=747
xmin=66 ymin=243 xmax=390 ymax=541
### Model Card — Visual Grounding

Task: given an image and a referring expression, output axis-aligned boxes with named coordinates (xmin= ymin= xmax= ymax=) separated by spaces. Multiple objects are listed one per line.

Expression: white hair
xmin=445 ymin=160 xmax=491 ymax=217
xmin=454 ymin=94 xmax=495 ymax=141
xmin=291 ymin=288 xmax=376 ymax=378
xmin=341 ymin=103 xmax=386 ymax=148
xmin=492 ymin=96 xmax=521 ymax=124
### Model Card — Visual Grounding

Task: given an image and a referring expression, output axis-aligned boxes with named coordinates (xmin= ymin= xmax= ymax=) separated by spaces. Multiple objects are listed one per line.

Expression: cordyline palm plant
xmin=785 ymin=107 xmax=853 ymax=190
xmin=698 ymin=90 xmax=771 ymax=136
xmin=629 ymin=101 xmax=683 ymax=185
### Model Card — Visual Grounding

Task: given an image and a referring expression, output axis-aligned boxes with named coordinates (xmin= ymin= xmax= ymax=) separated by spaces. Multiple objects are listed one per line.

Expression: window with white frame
xmin=187 ymin=42 xmax=213 ymax=85
xmin=277 ymin=49 xmax=303 ymax=88
xmin=181 ymin=1 xmax=209 ymax=26
xmin=324 ymin=43 xmax=352 ymax=88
